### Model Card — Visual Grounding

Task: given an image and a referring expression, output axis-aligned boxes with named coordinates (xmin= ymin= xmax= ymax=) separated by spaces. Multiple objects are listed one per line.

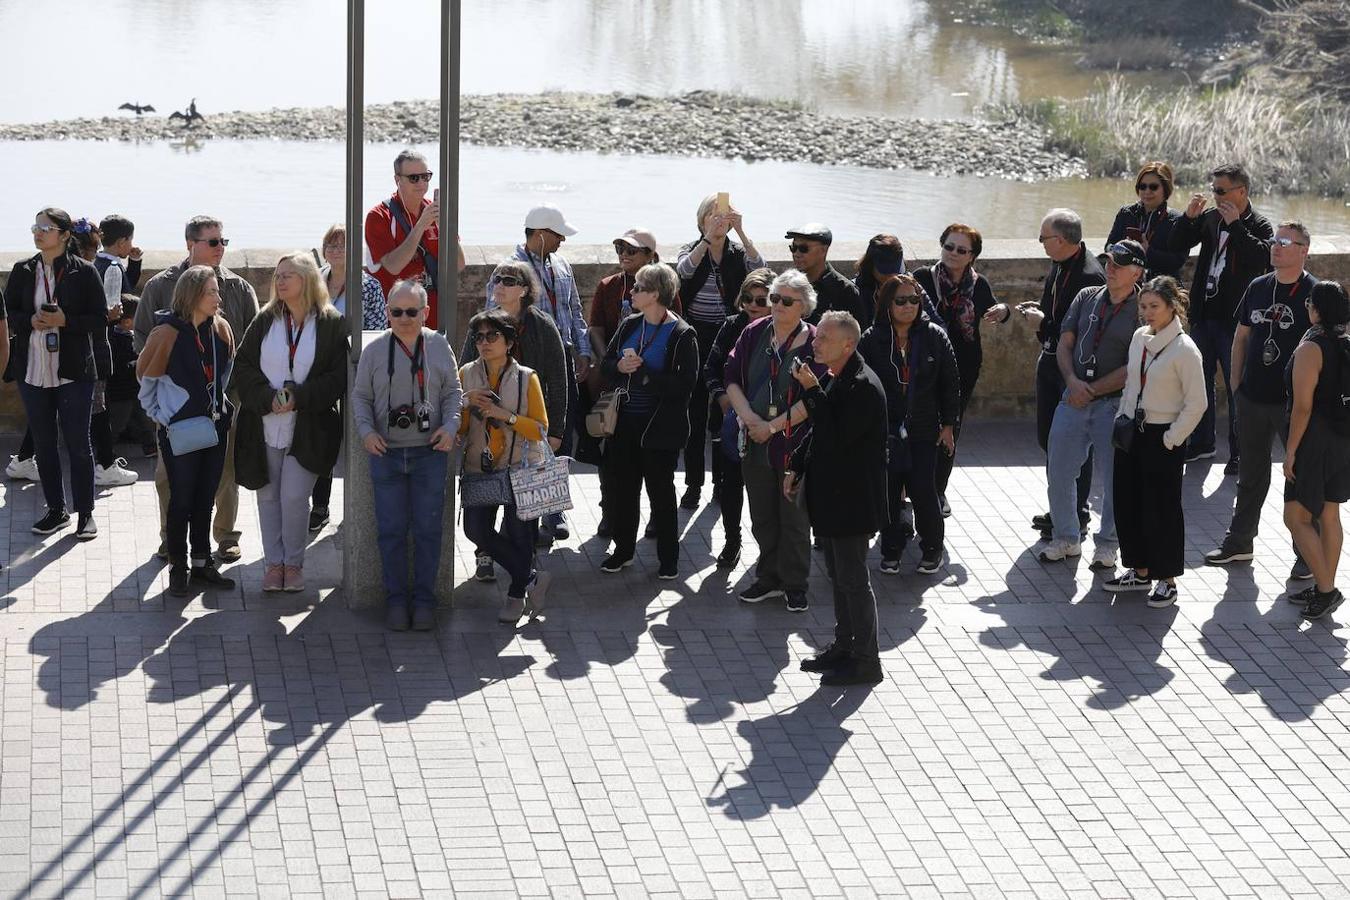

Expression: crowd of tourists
xmin=6 ymin=153 xmax=1350 ymax=687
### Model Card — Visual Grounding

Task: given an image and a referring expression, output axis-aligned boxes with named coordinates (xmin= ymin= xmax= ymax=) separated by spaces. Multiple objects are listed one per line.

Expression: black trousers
xmin=683 ymin=319 xmax=721 ymax=490
xmin=881 ymin=439 xmax=942 ymax=557
xmin=718 ymin=442 xmax=745 ymax=542
xmin=821 ymin=535 xmax=880 ymax=660
xmin=1035 ymin=350 xmax=1093 ymax=521
xmin=1113 ymin=423 xmax=1185 ymax=579
xmin=160 ymin=421 xmax=229 ymax=565
xmin=604 ymin=416 xmax=679 ymax=566
xmin=935 ymin=362 xmax=979 ymax=496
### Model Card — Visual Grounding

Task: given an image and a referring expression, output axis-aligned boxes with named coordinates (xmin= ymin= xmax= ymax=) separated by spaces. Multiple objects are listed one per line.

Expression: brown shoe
xmin=217 ymin=542 xmax=242 ymax=563
xmin=283 ymin=565 xmax=304 ymax=592
xmin=262 ymin=564 xmax=285 ymax=592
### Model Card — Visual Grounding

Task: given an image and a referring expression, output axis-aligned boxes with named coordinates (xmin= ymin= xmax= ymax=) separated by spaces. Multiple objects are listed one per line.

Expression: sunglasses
xmin=613 ymin=244 xmax=647 ymax=257
xmin=1037 ymin=234 xmax=1059 ymax=244
xmin=769 ymin=293 xmax=799 ymax=307
xmin=742 ymin=293 xmax=769 ymax=308
xmin=893 ymin=294 xmax=921 ymax=306
xmin=1106 ymin=250 xmax=1143 ymax=268
xmin=388 ymin=307 xmax=421 ymax=318
xmin=787 ymin=243 xmax=813 ymax=254
xmin=30 ymin=224 xmax=60 ymax=234
xmin=1136 ymin=182 xmax=1163 ymax=192
xmin=1211 ymin=185 xmax=1235 ymax=196
xmin=942 ymin=242 xmax=972 ymax=256
xmin=1274 ymin=236 xmax=1309 ymax=248
xmin=194 ymin=237 xmax=230 ymax=247
xmin=473 ymin=331 xmax=504 ymax=344
xmin=632 ymin=284 xmax=654 ymax=295
xmin=400 ymin=172 xmax=434 ymax=183
xmin=490 ymin=274 xmax=523 ymax=287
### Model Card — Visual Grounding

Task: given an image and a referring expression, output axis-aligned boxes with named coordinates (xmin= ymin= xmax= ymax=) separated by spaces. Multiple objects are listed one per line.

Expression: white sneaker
xmin=1089 ymin=545 xmax=1117 ymax=571
xmin=6 ymin=455 xmax=38 ymax=481
xmin=94 ymin=458 xmax=138 ymax=487
xmin=1038 ymin=539 xmax=1082 ymax=562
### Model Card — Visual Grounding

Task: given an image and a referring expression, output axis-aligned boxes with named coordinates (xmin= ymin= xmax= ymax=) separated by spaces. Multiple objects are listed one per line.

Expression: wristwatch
xmin=508 ymin=413 xmax=518 ymax=426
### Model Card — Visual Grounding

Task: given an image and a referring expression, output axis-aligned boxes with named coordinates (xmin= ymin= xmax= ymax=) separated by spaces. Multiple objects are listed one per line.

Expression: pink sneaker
xmin=262 ymin=564 xmax=285 ymax=592
xmin=283 ymin=565 xmax=304 ymax=592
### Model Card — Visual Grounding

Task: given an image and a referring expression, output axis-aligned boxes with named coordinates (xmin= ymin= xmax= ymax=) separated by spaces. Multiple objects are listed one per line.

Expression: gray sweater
xmin=353 ymin=328 xmax=463 ymax=448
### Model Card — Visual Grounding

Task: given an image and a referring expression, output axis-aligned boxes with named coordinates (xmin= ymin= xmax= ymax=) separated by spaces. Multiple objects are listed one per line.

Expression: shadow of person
xmin=976 ymin=548 xmax=1179 ymax=711
xmin=1198 ymin=564 xmax=1350 ymax=722
xmin=706 ymin=684 xmax=871 ymax=820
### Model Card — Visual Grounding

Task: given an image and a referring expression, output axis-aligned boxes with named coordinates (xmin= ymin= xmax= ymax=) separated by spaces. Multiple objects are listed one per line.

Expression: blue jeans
xmin=463 ymin=503 xmax=536 ymax=598
xmin=18 ymin=380 xmax=95 ymax=515
xmin=369 ymin=445 xmax=450 ymax=609
xmin=1189 ymin=318 xmax=1238 ymax=458
xmin=1047 ymin=395 xmax=1118 ymax=547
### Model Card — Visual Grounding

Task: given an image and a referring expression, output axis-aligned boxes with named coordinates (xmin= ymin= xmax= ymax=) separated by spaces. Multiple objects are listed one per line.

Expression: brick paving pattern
xmin=3 ymin=422 xmax=1350 ymax=898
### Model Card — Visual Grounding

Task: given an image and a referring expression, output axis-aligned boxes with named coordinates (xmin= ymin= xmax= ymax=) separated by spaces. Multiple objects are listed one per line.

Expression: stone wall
xmin=4 ymin=236 xmax=1350 ymax=430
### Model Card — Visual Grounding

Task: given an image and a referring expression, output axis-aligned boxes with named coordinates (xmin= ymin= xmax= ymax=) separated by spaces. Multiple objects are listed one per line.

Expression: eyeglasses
xmin=1211 ymin=185 xmax=1234 ymax=196
xmin=400 ymin=172 xmax=434 ymax=183
xmin=893 ymin=294 xmax=921 ymax=306
xmin=742 ymin=293 xmax=769 ymax=308
xmin=1274 ymin=237 xmax=1309 ymax=248
xmin=30 ymin=224 xmax=60 ymax=234
xmin=388 ymin=307 xmax=421 ymax=318
xmin=769 ymin=293 xmax=799 ymax=307
xmin=1037 ymin=234 xmax=1059 ymax=244
xmin=194 ymin=238 xmax=230 ymax=248
xmin=1136 ymin=182 xmax=1163 ymax=192
xmin=490 ymin=274 xmax=523 ymax=287
xmin=473 ymin=331 xmax=504 ymax=344
xmin=942 ymin=242 xmax=972 ymax=256
xmin=787 ymin=243 xmax=813 ymax=254
xmin=273 ymin=271 xmax=299 ymax=281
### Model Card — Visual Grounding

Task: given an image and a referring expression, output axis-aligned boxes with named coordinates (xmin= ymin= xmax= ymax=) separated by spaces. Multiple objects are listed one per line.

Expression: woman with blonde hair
xmin=231 ymin=252 xmax=350 ymax=592
xmin=136 ymin=265 xmax=237 ymax=595
xmin=1106 ymin=275 xmax=1206 ymax=607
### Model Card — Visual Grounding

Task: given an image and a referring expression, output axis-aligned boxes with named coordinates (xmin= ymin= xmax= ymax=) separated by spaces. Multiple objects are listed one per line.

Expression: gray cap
xmin=785 ymin=223 xmax=833 ymax=245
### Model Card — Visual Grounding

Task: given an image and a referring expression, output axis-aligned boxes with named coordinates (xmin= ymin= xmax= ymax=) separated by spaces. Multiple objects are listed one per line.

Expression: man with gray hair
xmin=134 ymin=214 xmax=260 ymax=562
xmin=1017 ymin=208 xmax=1105 ymax=541
xmin=786 ymin=310 xmax=887 ymax=685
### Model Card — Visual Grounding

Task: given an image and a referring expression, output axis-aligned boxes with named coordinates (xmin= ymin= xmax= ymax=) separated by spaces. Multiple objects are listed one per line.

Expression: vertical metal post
xmin=346 ymin=0 xmax=364 ymax=361
xmin=439 ymin=0 xmax=462 ymax=570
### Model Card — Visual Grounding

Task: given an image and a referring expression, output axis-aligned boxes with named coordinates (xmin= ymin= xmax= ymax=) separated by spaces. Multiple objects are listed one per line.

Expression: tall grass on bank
xmin=1015 ymin=77 xmax=1350 ymax=197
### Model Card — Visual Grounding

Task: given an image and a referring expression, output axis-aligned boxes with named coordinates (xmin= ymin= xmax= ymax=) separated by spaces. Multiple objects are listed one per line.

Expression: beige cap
xmin=614 ymin=227 xmax=657 ymax=252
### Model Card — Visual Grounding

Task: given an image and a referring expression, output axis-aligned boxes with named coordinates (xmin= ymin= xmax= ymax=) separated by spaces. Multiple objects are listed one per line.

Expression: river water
xmin=0 ymin=0 xmax=1346 ymax=249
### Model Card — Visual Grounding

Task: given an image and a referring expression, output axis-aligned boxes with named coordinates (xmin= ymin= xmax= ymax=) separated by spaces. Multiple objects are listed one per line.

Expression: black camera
xmin=389 ymin=404 xmax=431 ymax=432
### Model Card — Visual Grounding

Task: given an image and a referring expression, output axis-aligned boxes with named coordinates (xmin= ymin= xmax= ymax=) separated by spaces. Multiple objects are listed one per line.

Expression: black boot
xmin=168 ymin=562 xmax=192 ymax=597
xmin=191 ymin=561 xmax=236 ymax=589
xmin=821 ymin=656 xmax=884 ymax=686
xmin=800 ymin=643 xmax=850 ymax=673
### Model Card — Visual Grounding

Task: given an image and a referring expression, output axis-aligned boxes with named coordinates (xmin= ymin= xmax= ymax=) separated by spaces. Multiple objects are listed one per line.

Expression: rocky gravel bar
xmin=0 ymin=91 xmax=1087 ymax=182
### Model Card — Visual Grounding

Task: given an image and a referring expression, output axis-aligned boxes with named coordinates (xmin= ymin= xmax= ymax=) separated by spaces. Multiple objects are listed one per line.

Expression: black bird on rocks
xmin=118 ymin=102 xmax=155 ymax=115
xmin=168 ymin=98 xmax=205 ymax=126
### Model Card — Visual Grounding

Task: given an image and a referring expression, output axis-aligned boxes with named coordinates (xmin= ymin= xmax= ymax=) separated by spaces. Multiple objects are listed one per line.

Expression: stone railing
xmin=4 ymin=236 xmax=1350 ymax=430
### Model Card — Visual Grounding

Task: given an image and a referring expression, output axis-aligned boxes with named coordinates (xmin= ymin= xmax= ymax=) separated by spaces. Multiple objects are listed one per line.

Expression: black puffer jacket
xmin=858 ymin=316 xmax=960 ymax=443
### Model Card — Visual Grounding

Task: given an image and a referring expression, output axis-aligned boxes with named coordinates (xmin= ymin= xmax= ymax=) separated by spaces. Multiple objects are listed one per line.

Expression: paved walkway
xmin=3 ymin=422 xmax=1350 ymax=899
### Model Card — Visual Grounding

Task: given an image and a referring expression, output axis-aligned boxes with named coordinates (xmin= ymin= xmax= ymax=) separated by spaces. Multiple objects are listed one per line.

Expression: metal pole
xmin=438 ymin=0 xmax=462 ymax=600
xmin=346 ymin=0 xmax=364 ymax=361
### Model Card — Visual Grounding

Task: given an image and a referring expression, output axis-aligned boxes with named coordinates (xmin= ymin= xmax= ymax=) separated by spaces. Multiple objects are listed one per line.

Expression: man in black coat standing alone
xmin=786 ymin=310 xmax=889 ymax=686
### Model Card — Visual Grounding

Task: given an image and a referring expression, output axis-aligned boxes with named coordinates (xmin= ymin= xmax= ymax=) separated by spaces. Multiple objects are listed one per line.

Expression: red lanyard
xmin=529 ymin=253 xmax=559 ymax=311
xmin=1139 ymin=337 xmax=1177 ymax=390
xmin=37 ymin=262 xmax=62 ymax=306
xmin=1089 ymin=296 xmax=1127 ymax=356
xmin=284 ymin=310 xmax=305 ymax=377
xmin=194 ymin=326 xmax=215 ymax=384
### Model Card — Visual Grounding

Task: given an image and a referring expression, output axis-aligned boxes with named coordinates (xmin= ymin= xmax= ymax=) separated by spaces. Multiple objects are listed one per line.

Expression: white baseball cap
xmin=614 ymin=227 xmax=657 ymax=252
xmin=523 ymin=204 xmax=577 ymax=236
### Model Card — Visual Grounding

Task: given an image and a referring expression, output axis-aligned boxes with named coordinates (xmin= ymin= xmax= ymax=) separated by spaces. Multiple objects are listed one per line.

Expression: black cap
xmin=785 ymin=223 xmax=833 ymax=246
xmin=1105 ymin=239 xmax=1147 ymax=269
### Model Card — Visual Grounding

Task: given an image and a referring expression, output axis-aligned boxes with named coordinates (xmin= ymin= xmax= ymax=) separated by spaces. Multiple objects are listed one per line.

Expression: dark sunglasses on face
xmin=490 ymin=274 xmax=523 ymax=287
xmin=400 ymin=172 xmax=434 ymax=183
xmin=769 ymin=292 xmax=798 ymax=307
xmin=893 ymin=294 xmax=921 ymax=306
xmin=743 ymin=293 xmax=769 ymax=308
xmin=614 ymin=244 xmax=646 ymax=257
xmin=194 ymin=237 xmax=229 ymax=248
xmin=1136 ymin=182 xmax=1162 ymax=192
xmin=942 ymin=242 xmax=972 ymax=256
xmin=388 ymin=307 xmax=421 ymax=318
xmin=1274 ymin=236 xmax=1308 ymax=248
xmin=473 ymin=330 xmax=503 ymax=344
xmin=787 ymin=243 xmax=812 ymax=254
xmin=1211 ymin=185 xmax=1234 ymax=196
